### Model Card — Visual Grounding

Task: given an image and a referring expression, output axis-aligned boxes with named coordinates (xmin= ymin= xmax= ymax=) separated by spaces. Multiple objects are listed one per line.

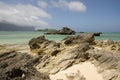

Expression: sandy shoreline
xmin=0 ymin=43 xmax=30 ymax=54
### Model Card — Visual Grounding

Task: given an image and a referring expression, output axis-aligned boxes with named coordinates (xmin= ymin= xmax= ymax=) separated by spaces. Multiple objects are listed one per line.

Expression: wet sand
xmin=0 ymin=44 xmax=30 ymax=54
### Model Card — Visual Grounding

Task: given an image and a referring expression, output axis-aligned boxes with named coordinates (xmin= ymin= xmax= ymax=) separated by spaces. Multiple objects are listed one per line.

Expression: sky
xmin=0 ymin=0 xmax=120 ymax=32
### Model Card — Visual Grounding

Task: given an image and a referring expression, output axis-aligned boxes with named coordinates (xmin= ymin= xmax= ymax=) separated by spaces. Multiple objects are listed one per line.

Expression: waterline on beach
xmin=0 ymin=31 xmax=120 ymax=44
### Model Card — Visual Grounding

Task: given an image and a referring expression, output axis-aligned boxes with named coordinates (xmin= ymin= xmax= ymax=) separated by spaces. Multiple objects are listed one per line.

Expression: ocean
xmin=0 ymin=31 xmax=120 ymax=44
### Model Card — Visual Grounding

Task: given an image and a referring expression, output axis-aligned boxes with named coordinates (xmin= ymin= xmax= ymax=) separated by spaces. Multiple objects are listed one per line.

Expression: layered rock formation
xmin=0 ymin=51 xmax=50 ymax=80
xmin=95 ymin=39 xmax=120 ymax=51
xmin=62 ymin=33 xmax=94 ymax=45
xmin=29 ymin=34 xmax=94 ymax=74
xmin=29 ymin=33 xmax=120 ymax=80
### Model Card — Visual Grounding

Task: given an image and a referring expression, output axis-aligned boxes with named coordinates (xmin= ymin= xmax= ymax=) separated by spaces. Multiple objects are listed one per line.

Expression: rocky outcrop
xmin=62 ymin=33 xmax=95 ymax=45
xmin=95 ymin=39 xmax=120 ymax=51
xmin=57 ymin=27 xmax=75 ymax=35
xmin=91 ymin=51 xmax=120 ymax=80
xmin=28 ymin=34 xmax=120 ymax=80
xmin=29 ymin=36 xmax=60 ymax=50
xmin=103 ymin=39 xmax=114 ymax=46
xmin=94 ymin=32 xmax=102 ymax=36
xmin=29 ymin=34 xmax=93 ymax=55
xmin=44 ymin=27 xmax=75 ymax=35
xmin=29 ymin=36 xmax=61 ymax=56
xmin=0 ymin=51 xmax=50 ymax=80
xmin=28 ymin=34 xmax=94 ymax=74
xmin=36 ymin=44 xmax=90 ymax=74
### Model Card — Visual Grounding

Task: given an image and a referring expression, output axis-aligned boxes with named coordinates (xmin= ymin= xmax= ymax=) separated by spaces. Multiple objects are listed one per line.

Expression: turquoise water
xmin=0 ymin=31 xmax=120 ymax=44
xmin=95 ymin=32 xmax=120 ymax=41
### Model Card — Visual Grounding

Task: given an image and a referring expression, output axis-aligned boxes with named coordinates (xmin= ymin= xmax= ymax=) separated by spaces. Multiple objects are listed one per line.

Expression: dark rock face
xmin=29 ymin=35 xmax=61 ymax=57
xmin=62 ymin=33 xmax=95 ymax=45
xmin=29 ymin=36 xmax=46 ymax=49
xmin=29 ymin=36 xmax=60 ymax=50
xmin=0 ymin=51 xmax=50 ymax=80
xmin=44 ymin=27 xmax=75 ymax=35
xmin=94 ymin=32 xmax=102 ymax=36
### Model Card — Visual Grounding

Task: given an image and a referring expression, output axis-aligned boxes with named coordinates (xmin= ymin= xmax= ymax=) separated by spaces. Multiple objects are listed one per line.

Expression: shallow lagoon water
xmin=0 ymin=31 xmax=120 ymax=44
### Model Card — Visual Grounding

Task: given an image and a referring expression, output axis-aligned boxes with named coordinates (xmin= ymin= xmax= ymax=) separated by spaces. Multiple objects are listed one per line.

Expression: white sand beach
xmin=50 ymin=62 xmax=103 ymax=80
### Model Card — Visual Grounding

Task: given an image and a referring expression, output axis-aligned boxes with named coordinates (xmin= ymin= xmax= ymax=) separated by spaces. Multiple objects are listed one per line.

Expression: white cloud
xmin=51 ymin=0 xmax=68 ymax=8
xmin=50 ymin=0 xmax=86 ymax=12
xmin=38 ymin=1 xmax=48 ymax=8
xmin=0 ymin=1 xmax=51 ymax=27
xmin=68 ymin=1 xmax=86 ymax=12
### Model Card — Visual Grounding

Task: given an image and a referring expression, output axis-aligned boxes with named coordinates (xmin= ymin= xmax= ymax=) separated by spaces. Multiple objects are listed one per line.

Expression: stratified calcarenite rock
xmin=91 ymin=51 xmax=120 ymax=80
xmin=28 ymin=34 xmax=93 ymax=74
xmin=0 ymin=51 xmax=50 ymax=80
xmin=62 ymin=33 xmax=94 ymax=45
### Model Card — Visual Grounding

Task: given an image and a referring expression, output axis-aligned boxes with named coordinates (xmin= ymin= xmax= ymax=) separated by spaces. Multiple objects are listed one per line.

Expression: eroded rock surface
xmin=91 ymin=51 xmax=120 ymax=80
xmin=62 ymin=33 xmax=94 ymax=45
xmin=29 ymin=34 xmax=94 ymax=74
xmin=29 ymin=33 xmax=120 ymax=80
xmin=0 ymin=51 xmax=50 ymax=80
xmin=95 ymin=40 xmax=120 ymax=51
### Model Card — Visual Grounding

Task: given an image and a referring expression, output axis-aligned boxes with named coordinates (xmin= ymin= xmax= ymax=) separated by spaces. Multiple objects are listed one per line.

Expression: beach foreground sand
xmin=50 ymin=62 xmax=103 ymax=80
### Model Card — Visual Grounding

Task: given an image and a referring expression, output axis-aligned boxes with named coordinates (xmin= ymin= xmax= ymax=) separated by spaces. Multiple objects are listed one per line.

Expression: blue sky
xmin=0 ymin=0 xmax=120 ymax=32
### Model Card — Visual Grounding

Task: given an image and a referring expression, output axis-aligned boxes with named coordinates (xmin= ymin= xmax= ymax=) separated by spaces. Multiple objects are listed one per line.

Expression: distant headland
xmin=0 ymin=22 xmax=35 ymax=31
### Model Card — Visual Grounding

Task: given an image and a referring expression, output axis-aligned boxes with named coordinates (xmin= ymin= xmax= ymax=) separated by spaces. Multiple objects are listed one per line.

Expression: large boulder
xmin=62 ymin=33 xmax=95 ymax=45
xmin=0 ymin=51 xmax=50 ymax=80
xmin=29 ymin=36 xmax=61 ymax=55
xmin=29 ymin=36 xmax=46 ymax=49
xmin=29 ymin=36 xmax=60 ymax=50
